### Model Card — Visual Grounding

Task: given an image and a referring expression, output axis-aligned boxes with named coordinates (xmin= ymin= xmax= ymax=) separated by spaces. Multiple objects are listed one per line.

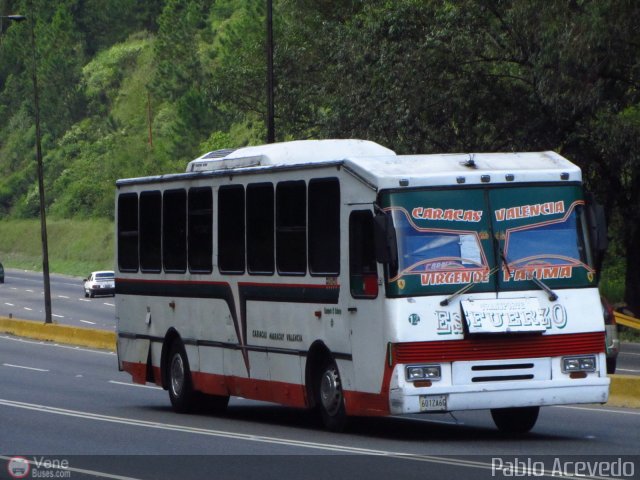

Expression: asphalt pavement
xmin=0 ymin=269 xmax=115 ymax=330
xmin=1 ymin=334 xmax=640 ymax=480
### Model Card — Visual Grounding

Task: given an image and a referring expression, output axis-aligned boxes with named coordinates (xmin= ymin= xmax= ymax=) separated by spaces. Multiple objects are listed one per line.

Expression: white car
xmin=83 ymin=271 xmax=115 ymax=298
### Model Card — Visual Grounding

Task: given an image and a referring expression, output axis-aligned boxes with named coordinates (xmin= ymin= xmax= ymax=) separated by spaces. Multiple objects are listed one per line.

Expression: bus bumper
xmin=388 ymin=356 xmax=610 ymax=415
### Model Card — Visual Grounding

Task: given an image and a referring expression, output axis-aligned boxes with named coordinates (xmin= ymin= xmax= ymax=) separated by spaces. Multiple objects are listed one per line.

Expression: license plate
xmin=419 ymin=394 xmax=447 ymax=412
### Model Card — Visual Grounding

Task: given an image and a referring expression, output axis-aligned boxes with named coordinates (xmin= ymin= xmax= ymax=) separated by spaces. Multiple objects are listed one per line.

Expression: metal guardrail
xmin=615 ymin=311 xmax=640 ymax=330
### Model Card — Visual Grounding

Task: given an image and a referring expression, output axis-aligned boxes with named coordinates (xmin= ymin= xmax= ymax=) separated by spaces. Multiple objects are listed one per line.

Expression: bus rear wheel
xmin=316 ymin=359 xmax=347 ymax=432
xmin=167 ymin=341 xmax=197 ymax=413
xmin=491 ymin=406 xmax=539 ymax=434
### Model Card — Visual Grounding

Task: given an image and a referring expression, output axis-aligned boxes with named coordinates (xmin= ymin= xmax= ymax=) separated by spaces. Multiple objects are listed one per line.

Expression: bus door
xmin=344 ymin=209 xmax=386 ymax=392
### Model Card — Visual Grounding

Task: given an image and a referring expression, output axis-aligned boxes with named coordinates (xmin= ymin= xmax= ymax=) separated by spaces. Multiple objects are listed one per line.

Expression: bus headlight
xmin=406 ymin=365 xmax=441 ymax=382
xmin=562 ymin=355 xmax=596 ymax=373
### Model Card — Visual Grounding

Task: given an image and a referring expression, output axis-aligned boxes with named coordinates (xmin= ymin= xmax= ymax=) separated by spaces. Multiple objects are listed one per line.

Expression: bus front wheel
xmin=491 ymin=406 xmax=539 ymax=434
xmin=316 ymin=359 xmax=347 ymax=432
xmin=167 ymin=341 xmax=197 ymax=413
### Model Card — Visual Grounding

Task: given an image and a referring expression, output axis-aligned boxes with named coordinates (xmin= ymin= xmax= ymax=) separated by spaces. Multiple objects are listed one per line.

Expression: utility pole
xmin=29 ymin=8 xmax=52 ymax=324
xmin=2 ymin=10 xmax=52 ymax=323
xmin=266 ymin=0 xmax=275 ymax=143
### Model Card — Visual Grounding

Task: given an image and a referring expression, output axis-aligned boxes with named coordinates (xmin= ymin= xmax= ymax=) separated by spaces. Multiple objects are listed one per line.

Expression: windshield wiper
xmin=499 ymin=246 xmax=558 ymax=302
xmin=530 ymin=276 xmax=558 ymax=302
xmin=439 ymin=265 xmax=499 ymax=306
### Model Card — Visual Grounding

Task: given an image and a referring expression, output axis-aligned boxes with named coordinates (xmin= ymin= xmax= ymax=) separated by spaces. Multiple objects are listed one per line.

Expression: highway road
xmin=1 ymin=335 xmax=639 ymax=479
xmin=0 ymin=269 xmax=115 ymax=330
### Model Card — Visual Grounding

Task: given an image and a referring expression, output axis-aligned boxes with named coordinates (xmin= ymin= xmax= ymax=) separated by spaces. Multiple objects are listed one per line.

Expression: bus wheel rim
xmin=170 ymin=354 xmax=185 ymax=397
xmin=320 ymin=367 xmax=342 ymax=416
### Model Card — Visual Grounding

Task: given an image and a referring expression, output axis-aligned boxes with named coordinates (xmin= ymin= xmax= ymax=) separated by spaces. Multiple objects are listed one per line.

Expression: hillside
xmin=0 ymin=0 xmax=638 ymax=311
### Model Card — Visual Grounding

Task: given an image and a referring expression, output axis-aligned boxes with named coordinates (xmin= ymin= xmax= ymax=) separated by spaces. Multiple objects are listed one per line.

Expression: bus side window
xmin=247 ymin=183 xmax=275 ymax=275
xmin=276 ymin=180 xmax=306 ymax=275
xmin=118 ymin=193 xmax=139 ymax=272
xmin=349 ymin=210 xmax=378 ymax=299
xmin=308 ymin=178 xmax=340 ymax=275
xmin=139 ymin=191 xmax=162 ymax=273
xmin=218 ymin=185 xmax=245 ymax=274
xmin=163 ymin=189 xmax=187 ymax=273
xmin=188 ymin=187 xmax=213 ymax=273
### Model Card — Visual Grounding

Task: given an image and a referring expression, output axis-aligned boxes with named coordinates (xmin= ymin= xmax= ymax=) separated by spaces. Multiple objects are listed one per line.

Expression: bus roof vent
xmin=201 ymin=149 xmax=237 ymax=159
xmin=186 ymin=139 xmax=395 ymax=173
xmin=186 ymin=149 xmax=266 ymax=172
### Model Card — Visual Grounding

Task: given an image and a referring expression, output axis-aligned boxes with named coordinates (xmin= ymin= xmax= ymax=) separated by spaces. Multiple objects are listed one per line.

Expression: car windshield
xmin=381 ymin=185 xmax=596 ymax=297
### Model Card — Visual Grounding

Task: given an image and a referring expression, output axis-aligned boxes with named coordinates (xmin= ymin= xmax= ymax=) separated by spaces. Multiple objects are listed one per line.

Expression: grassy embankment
xmin=0 ymin=219 xmax=113 ymax=277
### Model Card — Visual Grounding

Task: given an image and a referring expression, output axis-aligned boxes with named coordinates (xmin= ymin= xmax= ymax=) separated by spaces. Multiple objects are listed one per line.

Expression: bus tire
xmin=491 ymin=406 xmax=539 ymax=434
xmin=316 ymin=359 xmax=348 ymax=432
xmin=167 ymin=340 xmax=197 ymax=413
xmin=606 ymin=357 xmax=617 ymax=374
xmin=199 ymin=393 xmax=230 ymax=414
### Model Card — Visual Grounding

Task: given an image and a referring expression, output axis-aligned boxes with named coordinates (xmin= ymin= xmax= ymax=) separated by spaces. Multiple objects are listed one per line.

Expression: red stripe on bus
xmin=123 ymin=332 xmax=603 ymax=418
xmin=123 ymin=360 xmax=392 ymax=416
xmin=392 ymin=331 xmax=605 ymax=364
xmin=122 ymin=361 xmax=148 ymax=385
xmin=344 ymin=360 xmax=393 ymax=417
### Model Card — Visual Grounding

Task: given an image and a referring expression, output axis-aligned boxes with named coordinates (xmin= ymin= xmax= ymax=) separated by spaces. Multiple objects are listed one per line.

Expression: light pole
xmin=0 ymin=14 xmax=26 ymax=45
xmin=266 ymin=0 xmax=275 ymax=143
xmin=1 ymin=12 xmax=52 ymax=324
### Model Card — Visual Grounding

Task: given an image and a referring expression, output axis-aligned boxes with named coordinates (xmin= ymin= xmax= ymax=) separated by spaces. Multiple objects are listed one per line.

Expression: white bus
xmin=116 ymin=139 xmax=609 ymax=433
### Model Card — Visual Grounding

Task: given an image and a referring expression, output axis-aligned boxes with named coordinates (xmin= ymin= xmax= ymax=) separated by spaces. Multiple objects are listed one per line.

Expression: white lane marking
xmin=103 ymin=302 xmax=115 ymax=307
xmin=109 ymin=380 xmax=161 ymax=390
xmin=26 ymin=289 xmax=34 ymax=293
xmin=23 ymin=307 xmax=32 ymax=311
xmin=617 ymin=368 xmax=640 ymax=373
xmin=2 ymin=363 xmax=49 ymax=372
xmin=620 ymin=351 xmax=640 ymax=357
xmin=0 ymin=398 xmax=509 ymax=475
xmin=80 ymin=320 xmax=96 ymax=325
xmin=0 ymin=455 xmax=143 ymax=480
xmin=0 ymin=399 xmax=627 ymax=480
xmin=0 ymin=335 xmax=115 ymax=355
xmin=554 ymin=405 xmax=640 ymax=416
xmin=4 ymin=302 xmax=14 ymax=306
xmin=57 ymin=295 xmax=70 ymax=299
xmin=52 ymin=314 xmax=64 ymax=318
xmin=79 ymin=298 xmax=91 ymax=302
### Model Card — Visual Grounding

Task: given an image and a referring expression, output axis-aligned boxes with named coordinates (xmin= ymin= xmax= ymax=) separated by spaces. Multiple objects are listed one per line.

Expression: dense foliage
xmin=0 ymin=0 xmax=638 ymax=311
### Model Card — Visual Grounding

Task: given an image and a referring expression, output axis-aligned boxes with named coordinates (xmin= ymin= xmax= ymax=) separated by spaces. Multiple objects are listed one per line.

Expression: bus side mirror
xmin=374 ymin=212 xmax=398 ymax=264
xmin=585 ymin=194 xmax=608 ymax=281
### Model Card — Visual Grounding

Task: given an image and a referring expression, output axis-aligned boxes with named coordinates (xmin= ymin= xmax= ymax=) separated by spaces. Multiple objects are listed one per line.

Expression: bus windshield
xmin=490 ymin=186 xmax=594 ymax=292
xmin=381 ymin=185 xmax=596 ymax=297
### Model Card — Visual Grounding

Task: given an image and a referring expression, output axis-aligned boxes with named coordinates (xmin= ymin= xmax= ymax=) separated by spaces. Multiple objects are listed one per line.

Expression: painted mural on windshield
xmin=491 ymin=186 xmax=596 ymax=290
xmin=382 ymin=185 xmax=596 ymax=297
xmin=383 ymin=188 xmax=495 ymax=297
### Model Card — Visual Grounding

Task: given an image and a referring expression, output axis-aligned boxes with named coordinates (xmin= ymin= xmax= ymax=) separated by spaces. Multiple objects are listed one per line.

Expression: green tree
xmin=75 ymin=0 xmax=163 ymax=55
xmin=36 ymin=1 xmax=86 ymax=138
